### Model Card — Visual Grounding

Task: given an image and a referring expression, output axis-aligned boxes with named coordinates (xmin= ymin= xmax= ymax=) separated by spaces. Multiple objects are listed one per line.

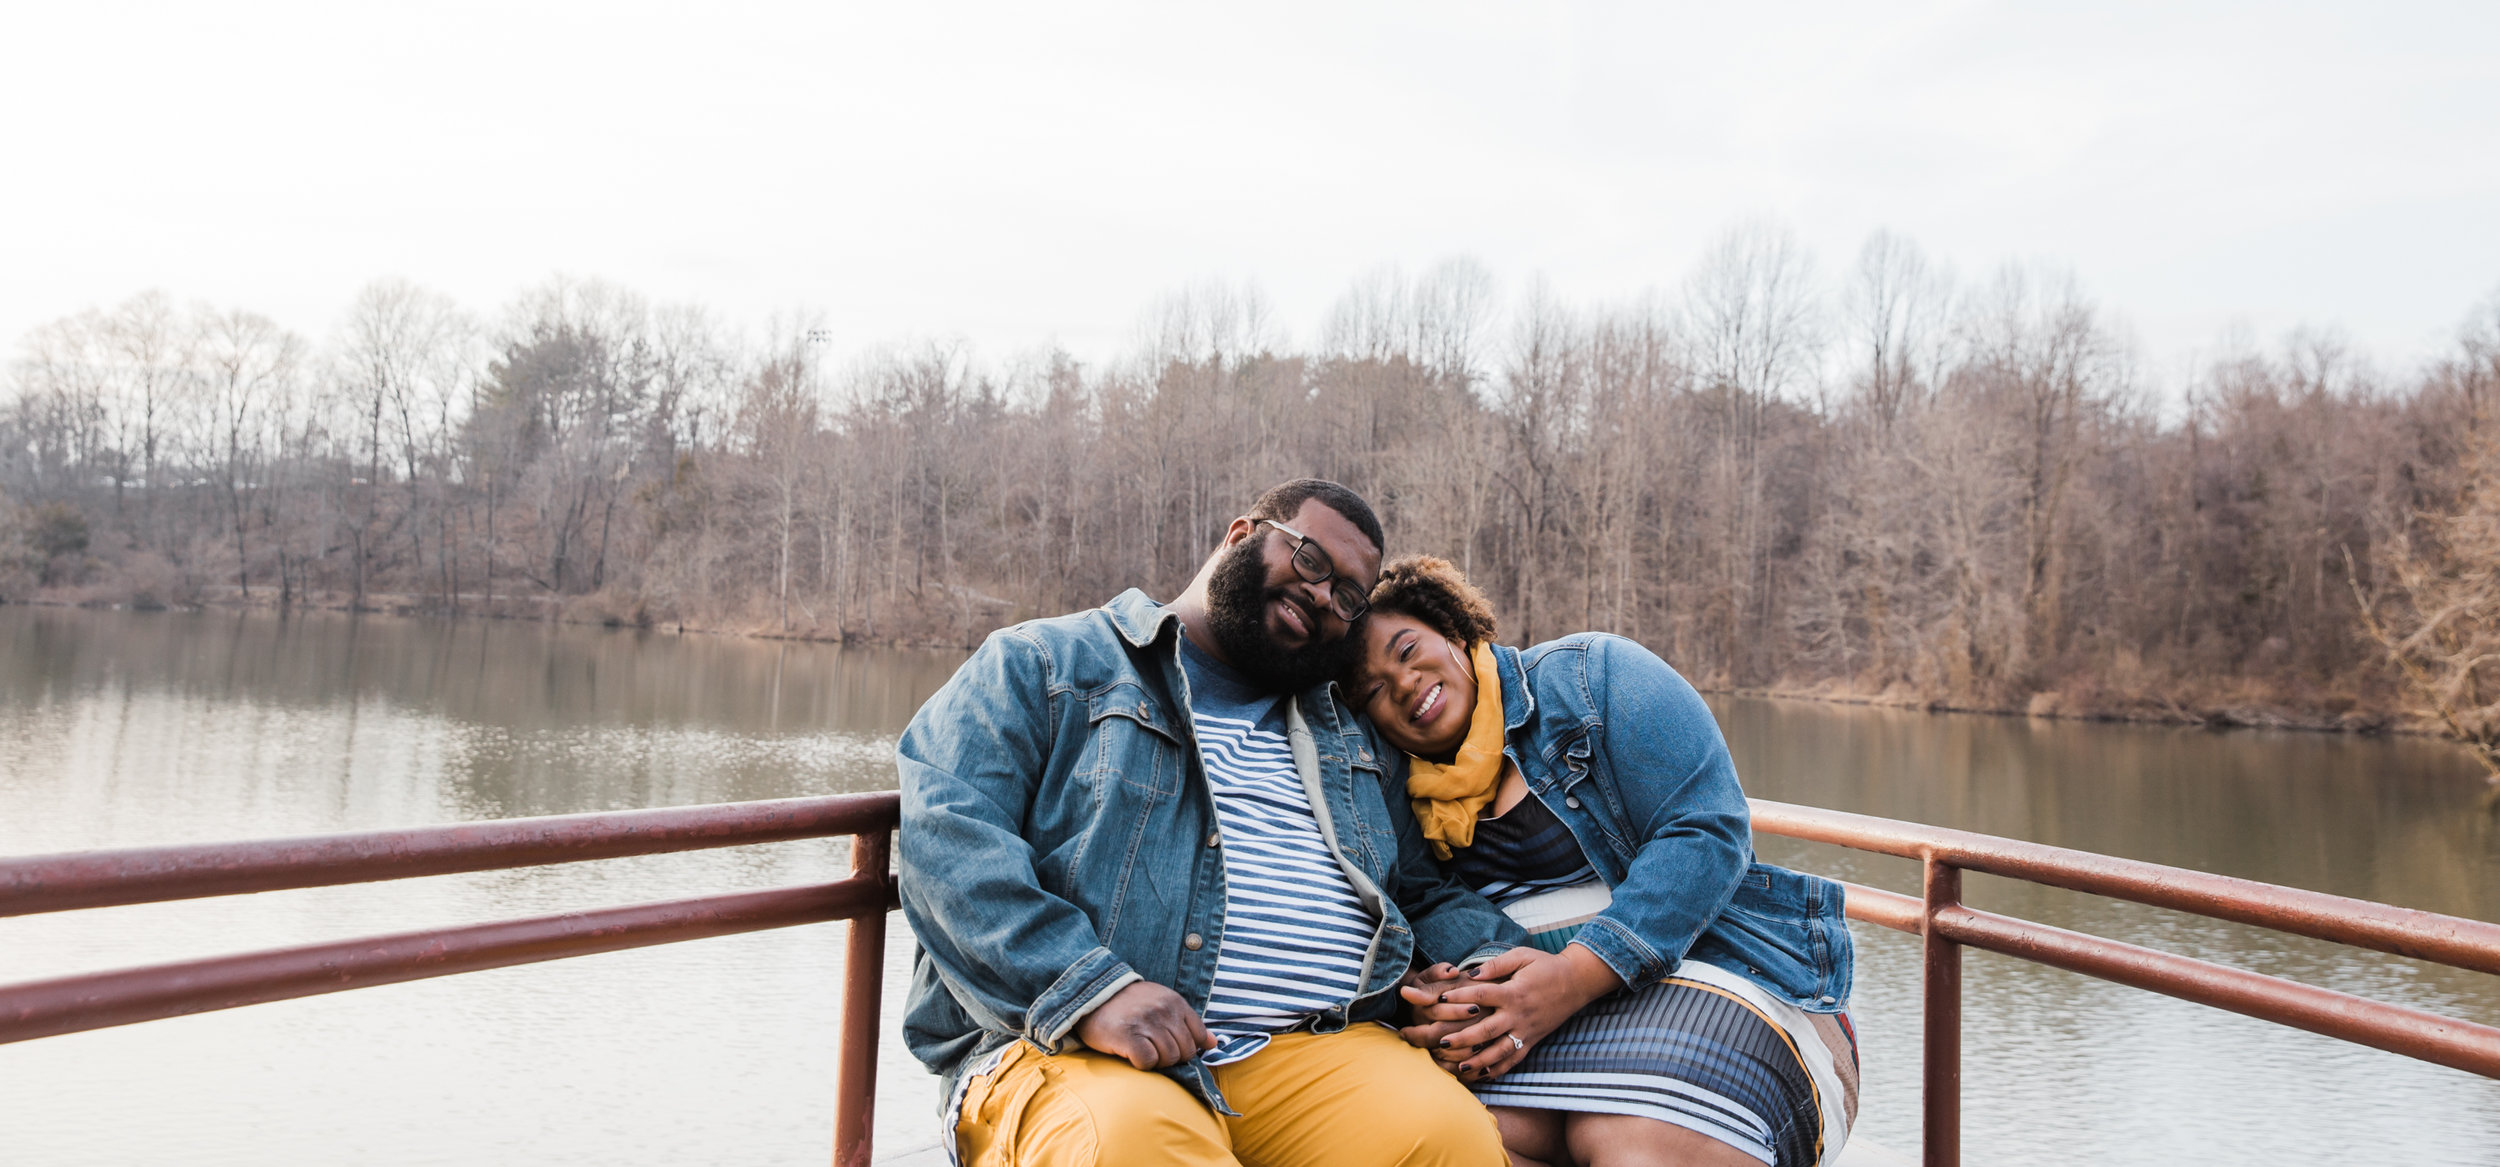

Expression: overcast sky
xmin=4 ymin=1 xmax=2496 ymax=386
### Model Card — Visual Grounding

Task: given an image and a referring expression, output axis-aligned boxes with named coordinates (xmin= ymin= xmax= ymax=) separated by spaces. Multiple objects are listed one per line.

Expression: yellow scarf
xmin=1405 ymin=641 xmax=1508 ymax=860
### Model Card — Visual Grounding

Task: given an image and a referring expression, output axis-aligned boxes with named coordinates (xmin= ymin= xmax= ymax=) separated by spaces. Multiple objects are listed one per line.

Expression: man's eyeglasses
xmin=1254 ymin=519 xmax=1371 ymax=624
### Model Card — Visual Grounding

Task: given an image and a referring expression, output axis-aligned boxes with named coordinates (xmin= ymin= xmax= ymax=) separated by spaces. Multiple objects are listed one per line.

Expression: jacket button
xmin=1207 ymin=832 xmax=1222 ymax=848
xmin=1183 ymin=933 xmax=1204 ymax=951
xmin=1820 ymin=995 xmax=1838 ymax=1005
xmin=1136 ymin=702 xmax=1150 ymax=719
xmin=1564 ymin=796 xmax=1581 ymax=810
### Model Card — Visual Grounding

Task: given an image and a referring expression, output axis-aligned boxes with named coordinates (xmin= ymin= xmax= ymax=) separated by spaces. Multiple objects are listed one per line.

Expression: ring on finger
xmin=1506 ymin=1033 xmax=1525 ymax=1051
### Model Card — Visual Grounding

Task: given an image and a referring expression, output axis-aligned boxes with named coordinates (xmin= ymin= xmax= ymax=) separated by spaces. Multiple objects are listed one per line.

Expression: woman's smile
xmin=1412 ymin=681 xmax=1446 ymax=725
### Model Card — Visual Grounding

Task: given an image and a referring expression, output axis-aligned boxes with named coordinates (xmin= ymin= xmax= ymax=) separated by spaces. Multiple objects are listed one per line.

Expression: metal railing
xmin=0 ymin=791 xmax=902 ymax=1167
xmin=7 ymin=792 xmax=2500 ymax=1167
xmin=1750 ymin=799 xmax=2500 ymax=1167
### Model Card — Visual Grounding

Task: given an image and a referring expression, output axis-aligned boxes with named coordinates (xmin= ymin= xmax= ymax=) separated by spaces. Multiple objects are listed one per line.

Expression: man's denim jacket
xmin=896 ymin=590 xmax=1528 ymax=1113
xmin=1494 ymin=633 xmax=1855 ymax=1012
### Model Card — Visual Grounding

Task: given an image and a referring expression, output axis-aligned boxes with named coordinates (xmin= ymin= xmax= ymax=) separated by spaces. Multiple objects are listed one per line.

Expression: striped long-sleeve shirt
xmin=1177 ymin=636 xmax=1376 ymax=1065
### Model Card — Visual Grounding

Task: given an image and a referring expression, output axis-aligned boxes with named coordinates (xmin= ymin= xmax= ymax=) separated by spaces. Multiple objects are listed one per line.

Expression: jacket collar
xmin=1101 ymin=588 xmax=1351 ymax=735
xmin=1103 ymin=588 xmax=1180 ymax=649
xmin=1489 ymin=642 xmax=1535 ymax=737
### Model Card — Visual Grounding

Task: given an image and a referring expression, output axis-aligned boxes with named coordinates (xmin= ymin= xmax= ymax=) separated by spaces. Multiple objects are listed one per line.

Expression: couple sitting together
xmin=898 ymin=479 xmax=1858 ymax=1167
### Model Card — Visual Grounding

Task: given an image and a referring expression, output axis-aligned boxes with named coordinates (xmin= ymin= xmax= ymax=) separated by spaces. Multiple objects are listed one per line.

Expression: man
xmin=898 ymin=478 xmax=1526 ymax=1167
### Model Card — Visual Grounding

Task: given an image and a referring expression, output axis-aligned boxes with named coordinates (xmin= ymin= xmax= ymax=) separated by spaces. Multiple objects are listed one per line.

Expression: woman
xmin=1350 ymin=556 xmax=1858 ymax=1167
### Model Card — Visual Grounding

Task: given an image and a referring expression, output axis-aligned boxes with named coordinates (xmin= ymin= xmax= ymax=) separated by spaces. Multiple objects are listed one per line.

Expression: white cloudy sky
xmin=4 ymin=0 xmax=2496 ymax=384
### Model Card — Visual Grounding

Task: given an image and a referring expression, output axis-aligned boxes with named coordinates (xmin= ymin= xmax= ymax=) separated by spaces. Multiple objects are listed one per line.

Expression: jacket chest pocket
xmin=1553 ymin=733 xmax=1636 ymax=863
xmin=1086 ymin=686 xmax=1184 ymax=796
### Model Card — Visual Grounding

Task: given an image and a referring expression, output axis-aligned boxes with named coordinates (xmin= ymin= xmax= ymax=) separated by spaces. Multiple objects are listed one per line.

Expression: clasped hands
xmin=1397 ymin=944 xmax=1624 ymax=1081
xmin=1069 ymin=944 xmax=1623 ymax=1079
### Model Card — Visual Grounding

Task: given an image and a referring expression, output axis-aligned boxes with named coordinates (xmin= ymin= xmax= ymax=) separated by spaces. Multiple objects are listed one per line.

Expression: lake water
xmin=2 ymin=606 xmax=2494 ymax=1166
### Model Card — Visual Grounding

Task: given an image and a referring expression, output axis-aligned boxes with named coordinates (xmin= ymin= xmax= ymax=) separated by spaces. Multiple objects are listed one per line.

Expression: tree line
xmin=6 ymin=228 xmax=2499 ymax=765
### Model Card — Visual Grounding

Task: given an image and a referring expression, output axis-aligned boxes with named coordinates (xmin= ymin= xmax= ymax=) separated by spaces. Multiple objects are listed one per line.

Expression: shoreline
xmin=0 ymin=584 xmax=989 ymax=650
xmin=1705 ymin=680 xmax=2407 ymax=738
xmin=3 ymin=589 xmax=2465 ymax=752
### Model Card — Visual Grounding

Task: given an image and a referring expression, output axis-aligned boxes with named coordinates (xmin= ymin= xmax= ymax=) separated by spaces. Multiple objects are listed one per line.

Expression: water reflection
xmin=1718 ymin=696 xmax=2500 ymax=921
xmin=0 ymin=606 xmax=962 ymax=1165
xmin=3 ymin=607 xmax=2497 ymax=1165
xmin=0 ymin=605 xmax=959 ymax=848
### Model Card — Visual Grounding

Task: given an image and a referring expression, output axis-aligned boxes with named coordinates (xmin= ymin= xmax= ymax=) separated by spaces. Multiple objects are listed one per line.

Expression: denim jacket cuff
xmin=1571 ymin=917 xmax=1667 ymax=987
xmin=1026 ymin=946 xmax=1143 ymax=1053
xmin=1457 ymin=941 xmax=1521 ymax=972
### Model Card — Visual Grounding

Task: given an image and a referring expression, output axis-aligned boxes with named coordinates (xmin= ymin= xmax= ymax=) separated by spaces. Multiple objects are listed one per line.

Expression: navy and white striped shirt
xmin=1177 ymin=635 xmax=1376 ymax=1065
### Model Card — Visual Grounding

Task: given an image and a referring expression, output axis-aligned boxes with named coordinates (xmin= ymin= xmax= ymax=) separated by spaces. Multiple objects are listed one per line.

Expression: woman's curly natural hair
xmin=1366 ymin=555 xmax=1499 ymax=645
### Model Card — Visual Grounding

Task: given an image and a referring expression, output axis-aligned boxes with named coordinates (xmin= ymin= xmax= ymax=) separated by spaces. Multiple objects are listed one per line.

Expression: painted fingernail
xmin=1468 ymin=1005 xmax=1481 ymax=1016
xmin=1437 ymin=1037 xmax=1451 ymax=1048
xmin=1437 ymin=993 xmax=1449 ymax=1004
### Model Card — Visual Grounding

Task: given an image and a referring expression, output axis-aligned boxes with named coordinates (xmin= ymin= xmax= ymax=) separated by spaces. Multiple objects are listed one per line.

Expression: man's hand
xmin=1072 ymin=981 xmax=1218 ymax=1070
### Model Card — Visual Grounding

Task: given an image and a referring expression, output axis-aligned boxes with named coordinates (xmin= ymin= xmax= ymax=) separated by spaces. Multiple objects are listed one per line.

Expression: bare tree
xmin=1842 ymin=230 xmax=1954 ymax=429
xmin=9 ymin=311 xmax=116 ymax=497
xmin=1967 ymin=263 xmax=2125 ymax=673
xmin=2351 ymin=425 xmax=2500 ymax=781
xmin=738 ymin=330 xmax=823 ymax=634
xmin=1138 ymin=278 xmax=1279 ymax=371
xmin=193 ymin=309 xmax=305 ymax=597
xmin=99 ymin=293 xmax=193 ymax=530
xmin=1683 ymin=223 xmax=1824 ymax=681
xmin=337 ymin=279 xmax=475 ymax=605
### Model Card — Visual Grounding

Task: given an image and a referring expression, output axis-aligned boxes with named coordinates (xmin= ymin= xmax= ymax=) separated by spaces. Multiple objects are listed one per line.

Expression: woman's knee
xmin=1565 ymin=1113 xmax=1759 ymax=1167
xmin=1492 ymin=1106 xmax=1568 ymax=1167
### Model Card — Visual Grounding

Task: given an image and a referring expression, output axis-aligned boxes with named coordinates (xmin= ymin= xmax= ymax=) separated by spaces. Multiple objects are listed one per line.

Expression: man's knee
xmin=1369 ymin=1069 xmax=1508 ymax=1166
xmin=1235 ymin=1030 xmax=1506 ymax=1166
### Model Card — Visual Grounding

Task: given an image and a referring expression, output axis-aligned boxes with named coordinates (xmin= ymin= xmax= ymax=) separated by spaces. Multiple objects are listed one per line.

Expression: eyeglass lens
xmin=1286 ymin=540 xmax=1368 ymax=621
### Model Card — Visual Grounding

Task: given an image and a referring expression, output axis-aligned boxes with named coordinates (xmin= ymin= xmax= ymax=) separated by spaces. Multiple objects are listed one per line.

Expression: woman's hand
xmin=1432 ymin=944 xmax=1626 ymax=1080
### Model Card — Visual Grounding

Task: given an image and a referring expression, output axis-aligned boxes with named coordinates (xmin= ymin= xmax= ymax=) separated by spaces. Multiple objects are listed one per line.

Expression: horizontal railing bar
xmin=1750 ymin=799 xmax=2500 ymax=977
xmin=1846 ymin=863 xmax=2500 ymax=1078
xmin=1931 ymin=903 xmax=2500 ymax=1080
xmin=0 ymin=791 xmax=902 ymax=918
xmin=1838 ymin=880 xmax=1924 ymax=934
xmin=0 ymin=874 xmax=896 ymax=1045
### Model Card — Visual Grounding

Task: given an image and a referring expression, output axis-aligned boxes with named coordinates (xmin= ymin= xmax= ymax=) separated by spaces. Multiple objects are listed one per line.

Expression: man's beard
xmin=1203 ymin=531 xmax=1359 ymax=694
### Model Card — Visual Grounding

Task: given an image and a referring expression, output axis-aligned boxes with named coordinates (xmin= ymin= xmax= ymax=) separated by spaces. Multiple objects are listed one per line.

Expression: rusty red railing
xmin=1749 ymin=799 xmax=2500 ymax=1167
xmin=0 ymin=791 xmax=902 ymax=1167
xmin=7 ymin=793 xmax=2500 ymax=1166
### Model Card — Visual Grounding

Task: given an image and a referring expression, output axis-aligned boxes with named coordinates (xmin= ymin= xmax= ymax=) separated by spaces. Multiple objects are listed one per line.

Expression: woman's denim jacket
xmin=1492 ymin=633 xmax=1854 ymax=1012
xmin=896 ymin=590 xmax=1527 ymax=1113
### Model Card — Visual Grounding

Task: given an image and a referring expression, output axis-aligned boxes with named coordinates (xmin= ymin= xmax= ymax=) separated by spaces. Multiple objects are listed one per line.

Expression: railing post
xmin=1922 ymin=855 xmax=1961 ymax=1167
xmin=833 ymin=829 xmax=893 ymax=1167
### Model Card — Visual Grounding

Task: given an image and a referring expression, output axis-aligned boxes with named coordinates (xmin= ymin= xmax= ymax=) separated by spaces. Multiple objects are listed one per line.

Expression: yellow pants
xmin=953 ymin=1024 xmax=1507 ymax=1167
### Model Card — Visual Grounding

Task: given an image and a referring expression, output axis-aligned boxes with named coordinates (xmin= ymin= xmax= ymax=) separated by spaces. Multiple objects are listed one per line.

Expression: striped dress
xmin=1449 ymin=790 xmax=1860 ymax=1167
xmin=1177 ymin=638 xmax=1375 ymax=1066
